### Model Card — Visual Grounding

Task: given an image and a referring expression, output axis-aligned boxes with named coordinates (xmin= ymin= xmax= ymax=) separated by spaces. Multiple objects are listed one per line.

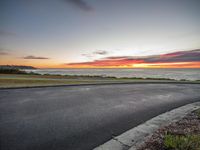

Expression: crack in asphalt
xmin=112 ymin=136 xmax=131 ymax=149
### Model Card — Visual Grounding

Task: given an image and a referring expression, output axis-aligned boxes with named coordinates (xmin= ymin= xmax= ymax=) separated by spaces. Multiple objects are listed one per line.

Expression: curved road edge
xmin=0 ymin=81 xmax=199 ymax=90
xmin=94 ymin=101 xmax=200 ymax=150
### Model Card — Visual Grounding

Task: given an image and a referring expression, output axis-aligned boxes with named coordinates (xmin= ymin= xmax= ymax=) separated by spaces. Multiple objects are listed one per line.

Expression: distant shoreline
xmin=25 ymin=68 xmax=200 ymax=81
xmin=0 ymin=65 xmax=36 ymax=69
xmin=0 ymin=68 xmax=191 ymax=81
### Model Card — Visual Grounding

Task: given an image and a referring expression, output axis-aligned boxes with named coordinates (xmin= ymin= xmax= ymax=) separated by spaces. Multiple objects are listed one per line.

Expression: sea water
xmin=26 ymin=68 xmax=200 ymax=81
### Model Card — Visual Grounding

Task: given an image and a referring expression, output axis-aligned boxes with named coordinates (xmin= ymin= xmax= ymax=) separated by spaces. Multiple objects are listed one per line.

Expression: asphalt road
xmin=0 ymin=84 xmax=200 ymax=150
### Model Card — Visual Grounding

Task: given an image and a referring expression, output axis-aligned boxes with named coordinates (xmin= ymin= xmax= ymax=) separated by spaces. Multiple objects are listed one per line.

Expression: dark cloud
xmin=0 ymin=48 xmax=10 ymax=55
xmin=64 ymin=0 xmax=93 ymax=11
xmin=101 ymin=49 xmax=200 ymax=63
xmin=0 ymin=30 xmax=16 ymax=36
xmin=93 ymin=50 xmax=108 ymax=55
xmin=82 ymin=50 xmax=108 ymax=58
xmin=66 ymin=49 xmax=200 ymax=67
xmin=144 ymin=49 xmax=200 ymax=63
xmin=0 ymin=52 xmax=9 ymax=55
xmin=23 ymin=55 xmax=49 ymax=59
xmin=82 ymin=53 xmax=93 ymax=58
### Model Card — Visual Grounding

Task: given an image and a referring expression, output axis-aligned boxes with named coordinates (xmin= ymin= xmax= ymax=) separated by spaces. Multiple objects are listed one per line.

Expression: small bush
xmin=164 ymin=134 xmax=200 ymax=150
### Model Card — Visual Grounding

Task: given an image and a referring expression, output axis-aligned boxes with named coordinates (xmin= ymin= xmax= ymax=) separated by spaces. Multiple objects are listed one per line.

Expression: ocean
xmin=26 ymin=68 xmax=200 ymax=81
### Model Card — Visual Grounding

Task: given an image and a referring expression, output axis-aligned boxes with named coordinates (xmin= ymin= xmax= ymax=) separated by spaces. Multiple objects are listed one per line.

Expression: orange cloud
xmin=65 ymin=49 xmax=200 ymax=68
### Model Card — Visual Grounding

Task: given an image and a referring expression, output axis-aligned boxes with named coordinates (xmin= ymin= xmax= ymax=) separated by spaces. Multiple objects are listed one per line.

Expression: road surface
xmin=0 ymin=84 xmax=200 ymax=150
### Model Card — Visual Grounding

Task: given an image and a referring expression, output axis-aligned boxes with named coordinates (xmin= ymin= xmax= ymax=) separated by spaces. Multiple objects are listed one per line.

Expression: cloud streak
xmin=65 ymin=49 xmax=200 ymax=68
xmin=64 ymin=0 xmax=93 ymax=12
xmin=82 ymin=50 xmax=108 ymax=59
xmin=0 ymin=48 xmax=10 ymax=55
xmin=23 ymin=55 xmax=49 ymax=59
xmin=0 ymin=52 xmax=9 ymax=55
xmin=0 ymin=30 xmax=16 ymax=36
xmin=93 ymin=50 xmax=108 ymax=55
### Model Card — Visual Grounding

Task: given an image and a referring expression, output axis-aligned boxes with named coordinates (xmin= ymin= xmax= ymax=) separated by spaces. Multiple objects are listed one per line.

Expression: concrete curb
xmin=94 ymin=101 xmax=200 ymax=150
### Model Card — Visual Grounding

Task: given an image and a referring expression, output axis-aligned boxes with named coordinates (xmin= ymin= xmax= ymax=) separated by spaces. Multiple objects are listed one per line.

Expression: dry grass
xmin=0 ymin=74 xmax=124 ymax=88
xmin=0 ymin=74 xmax=199 ymax=88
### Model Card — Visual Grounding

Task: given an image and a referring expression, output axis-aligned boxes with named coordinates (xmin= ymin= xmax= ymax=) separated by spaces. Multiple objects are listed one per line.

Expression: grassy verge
xmin=0 ymin=68 xmax=199 ymax=88
xmin=0 ymin=74 xmax=167 ymax=88
xmin=0 ymin=74 xmax=122 ymax=88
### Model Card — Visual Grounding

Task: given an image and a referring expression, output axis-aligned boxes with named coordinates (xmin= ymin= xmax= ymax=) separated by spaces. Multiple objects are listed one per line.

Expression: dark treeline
xmin=0 ymin=65 xmax=36 ymax=69
xmin=0 ymin=68 xmax=27 ymax=74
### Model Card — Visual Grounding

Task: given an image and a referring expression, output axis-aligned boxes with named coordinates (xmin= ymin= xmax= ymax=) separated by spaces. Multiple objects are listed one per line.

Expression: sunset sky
xmin=0 ymin=0 xmax=200 ymax=68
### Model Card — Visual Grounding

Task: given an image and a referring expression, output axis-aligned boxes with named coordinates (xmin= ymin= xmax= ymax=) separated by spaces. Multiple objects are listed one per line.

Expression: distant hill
xmin=0 ymin=65 xmax=36 ymax=69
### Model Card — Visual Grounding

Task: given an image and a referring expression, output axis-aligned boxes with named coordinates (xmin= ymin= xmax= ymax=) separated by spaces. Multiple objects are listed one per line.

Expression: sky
xmin=0 ymin=0 xmax=200 ymax=68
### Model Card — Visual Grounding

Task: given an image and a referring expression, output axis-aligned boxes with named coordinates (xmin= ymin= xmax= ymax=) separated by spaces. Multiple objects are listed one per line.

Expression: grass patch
xmin=0 ymin=74 xmax=127 ymax=88
xmin=195 ymin=108 xmax=200 ymax=118
xmin=164 ymin=134 xmax=200 ymax=150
